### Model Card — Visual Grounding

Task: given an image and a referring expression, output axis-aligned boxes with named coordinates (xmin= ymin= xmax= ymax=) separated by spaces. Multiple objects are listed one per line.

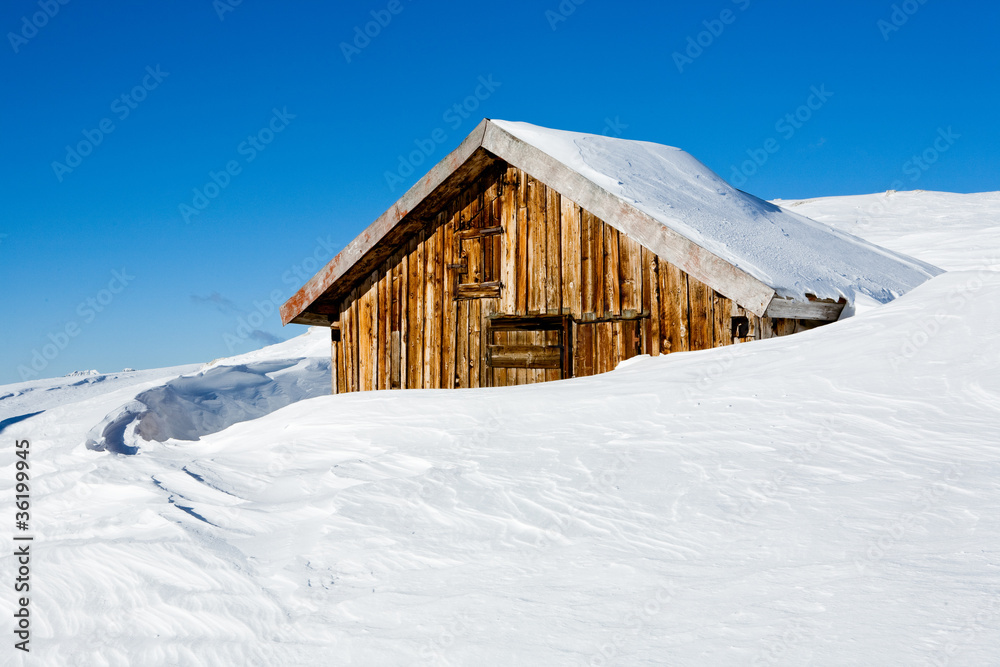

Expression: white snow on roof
xmin=491 ymin=120 xmax=944 ymax=306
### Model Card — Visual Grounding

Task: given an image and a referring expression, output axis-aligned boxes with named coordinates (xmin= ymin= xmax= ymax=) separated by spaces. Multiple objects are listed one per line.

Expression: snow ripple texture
xmin=1 ymin=195 xmax=998 ymax=665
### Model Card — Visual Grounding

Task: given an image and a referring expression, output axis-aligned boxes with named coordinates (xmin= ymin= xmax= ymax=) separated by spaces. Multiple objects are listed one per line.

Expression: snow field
xmin=1 ymin=192 xmax=998 ymax=665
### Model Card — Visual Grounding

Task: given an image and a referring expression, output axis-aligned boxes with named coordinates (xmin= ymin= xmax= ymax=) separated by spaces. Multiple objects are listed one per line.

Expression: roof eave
xmin=281 ymin=118 xmax=491 ymax=326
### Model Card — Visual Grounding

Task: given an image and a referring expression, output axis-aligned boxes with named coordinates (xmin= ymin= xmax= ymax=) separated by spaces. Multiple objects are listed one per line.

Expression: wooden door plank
xmin=481 ymin=297 xmax=499 ymax=386
xmin=596 ymin=321 xmax=614 ymax=374
xmin=528 ymin=328 xmax=546 ymax=384
xmin=456 ymin=299 xmax=470 ymax=388
xmin=487 ymin=344 xmax=563 ymax=369
xmin=543 ymin=329 xmax=561 ymax=381
xmin=469 ymin=296 xmax=482 ymax=387
xmin=575 ymin=321 xmax=594 ymax=378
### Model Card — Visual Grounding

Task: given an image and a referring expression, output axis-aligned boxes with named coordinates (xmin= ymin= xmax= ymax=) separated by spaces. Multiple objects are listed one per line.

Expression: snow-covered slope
xmin=3 ymin=269 xmax=998 ymax=666
xmin=774 ymin=190 xmax=1000 ymax=273
xmin=492 ymin=120 xmax=943 ymax=306
xmin=2 ymin=194 xmax=998 ymax=666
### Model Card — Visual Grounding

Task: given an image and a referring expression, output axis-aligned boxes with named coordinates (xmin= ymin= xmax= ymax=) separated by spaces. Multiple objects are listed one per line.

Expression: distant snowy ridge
xmin=773 ymin=189 xmax=1000 ymax=273
xmin=84 ymin=327 xmax=331 ymax=454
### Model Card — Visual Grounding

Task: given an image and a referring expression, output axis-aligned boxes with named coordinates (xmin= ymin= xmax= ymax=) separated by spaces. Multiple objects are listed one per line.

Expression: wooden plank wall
xmin=331 ymin=162 xmax=815 ymax=393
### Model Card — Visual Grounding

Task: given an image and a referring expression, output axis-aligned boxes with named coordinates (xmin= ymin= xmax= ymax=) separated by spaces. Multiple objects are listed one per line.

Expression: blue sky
xmin=2 ymin=0 xmax=998 ymax=384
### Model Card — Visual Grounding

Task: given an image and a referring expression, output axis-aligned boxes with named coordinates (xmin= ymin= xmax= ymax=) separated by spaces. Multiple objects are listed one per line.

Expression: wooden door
xmin=485 ymin=315 xmax=572 ymax=387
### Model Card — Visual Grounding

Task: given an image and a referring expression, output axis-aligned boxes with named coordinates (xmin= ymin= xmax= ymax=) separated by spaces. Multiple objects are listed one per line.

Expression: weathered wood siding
xmin=332 ymin=162 xmax=821 ymax=392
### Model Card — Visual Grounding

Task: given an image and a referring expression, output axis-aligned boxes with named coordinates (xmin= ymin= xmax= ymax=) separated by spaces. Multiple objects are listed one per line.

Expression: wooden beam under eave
xmin=291 ymin=311 xmax=334 ymax=326
xmin=764 ymin=296 xmax=846 ymax=321
xmin=480 ymin=122 xmax=777 ymax=318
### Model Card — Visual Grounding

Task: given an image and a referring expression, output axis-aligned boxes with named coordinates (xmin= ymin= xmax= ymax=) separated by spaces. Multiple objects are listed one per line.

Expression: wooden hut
xmin=280 ymin=119 xmax=938 ymax=393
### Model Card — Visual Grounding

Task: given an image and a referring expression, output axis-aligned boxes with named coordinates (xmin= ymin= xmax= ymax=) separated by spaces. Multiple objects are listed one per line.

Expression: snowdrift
xmin=3 ymin=267 xmax=998 ymax=665
xmin=3 ymin=192 xmax=998 ymax=665
xmin=83 ymin=328 xmax=330 ymax=454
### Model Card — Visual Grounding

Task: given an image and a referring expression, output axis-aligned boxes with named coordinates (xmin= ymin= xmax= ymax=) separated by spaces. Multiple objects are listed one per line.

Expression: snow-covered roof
xmin=492 ymin=120 xmax=942 ymax=311
xmin=282 ymin=119 xmax=943 ymax=326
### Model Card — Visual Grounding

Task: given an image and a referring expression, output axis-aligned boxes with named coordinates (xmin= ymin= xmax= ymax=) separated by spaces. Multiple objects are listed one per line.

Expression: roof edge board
xmin=481 ymin=122 xmax=777 ymax=317
xmin=281 ymin=119 xmax=491 ymax=326
xmin=292 ymin=147 xmax=498 ymax=323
